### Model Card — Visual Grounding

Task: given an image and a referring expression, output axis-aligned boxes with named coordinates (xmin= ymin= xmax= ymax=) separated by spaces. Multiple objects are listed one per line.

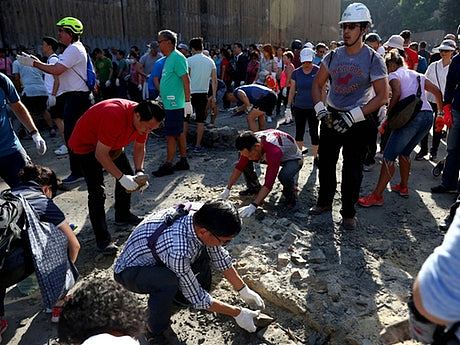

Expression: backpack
xmin=71 ymin=53 xmax=96 ymax=92
xmin=0 ymin=190 xmax=25 ymax=270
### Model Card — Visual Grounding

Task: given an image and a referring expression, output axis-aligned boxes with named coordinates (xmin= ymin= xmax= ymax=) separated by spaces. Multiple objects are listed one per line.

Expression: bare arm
xmin=32 ymin=60 xmax=68 ymax=76
xmin=94 ymin=141 xmax=124 ymax=179
xmin=207 ymin=299 xmax=241 ymax=317
xmin=52 ymin=75 xmax=59 ymax=96
xmin=361 ymin=78 xmax=389 ymax=116
xmin=9 ymin=101 xmax=39 ymax=133
xmin=223 ymin=266 xmax=245 ymax=291
xmin=153 ymin=76 xmax=160 ymax=91
xmin=253 ymin=186 xmax=271 ymax=206
xmin=424 ymin=79 xmax=443 ymax=112
xmin=133 ymin=141 xmax=146 ymax=172
xmin=312 ymin=64 xmax=329 ymax=105
xmin=285 ymin=64 xmax=294 ymax=87
xmin=235 ymin=90 xmax=251 ymax=112
xmin=58 ymin=222 xmax=80 ymax=263
xmin=211 ymin=68 xmax=218 ymax=101
xmin=387 ymin=79 xmax=401 ymax=113
xmin=287 ymin=79 xmax=296 ymax=107
xmin=181 ymin=74 xmax=191 ymax=101
xmin=226 ymin=168 xmax=243 ymax=189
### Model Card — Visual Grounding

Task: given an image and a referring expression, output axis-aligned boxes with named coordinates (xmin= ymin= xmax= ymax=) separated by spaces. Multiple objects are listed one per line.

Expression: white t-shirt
xmin=388 ymin=67 xmax=432 ymax=112
xmin=187 ymin=53 xmax=216 ymax=94
xmin=425 ymin=60 xmax=450 ymax=103
xmin=81 ymin=333 xmax=140 ymax=345
xmin=45 ymin=54 xmax=59 ymax=95
xmin=57 ymin=41 xmax=89 ymax=96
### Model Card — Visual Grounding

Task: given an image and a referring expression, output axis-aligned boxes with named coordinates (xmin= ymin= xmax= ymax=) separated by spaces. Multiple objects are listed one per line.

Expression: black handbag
xmin=387 ymin=75 xmax=423 ymax=130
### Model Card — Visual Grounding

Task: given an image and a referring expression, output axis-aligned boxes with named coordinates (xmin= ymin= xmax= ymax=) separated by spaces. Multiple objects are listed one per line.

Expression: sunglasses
xmin=340 ymin=23 xmax=361 ymax=31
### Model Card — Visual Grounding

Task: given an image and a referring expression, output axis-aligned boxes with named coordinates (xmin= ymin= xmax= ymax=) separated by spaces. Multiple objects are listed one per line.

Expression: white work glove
xmin=240 ymin=81 xmax=245 ymax=86
xmin=238 ymin=204 xmax=257 ymax=218
xmin=219 ymin=187 xmax=231 ymax=200
xmin=115 ymin=78 xmax=120 ymax=87
xmin=32 ymin=132 xmax=47 ymax=155
xmin=282 ymin=87 xmax=287 ymax=98
xmin=47 ymin=95 xmax=56 ymax=109
xmin=314 ymin=101 xmax=330 ymax=121
xmin=333 ymin=107 xmax=365 ymax=134
xmin=284 ymin=107 xmax=292 ymax=123
xmin=118 ymin=174 xmax=139 ymax=192
xmin=239 ymin=285 xmax=265 ymax=310
xmin=234 ymin=308 xmax=259 ymax=333
xmin=136 ymin=171 xmax=149 ymax=193
xmin=185 ymin=101 xmax=193 ymax=116
xmin=137 ymin=84 xmax=143 ymax=91
xmin=105 ymin=80 xmax=111 ymax=87
xmin=17 ymin=53 xmax=37 ymax=67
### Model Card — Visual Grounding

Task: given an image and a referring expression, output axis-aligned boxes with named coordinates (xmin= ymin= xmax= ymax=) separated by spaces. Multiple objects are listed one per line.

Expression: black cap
xmin=43 ymin=36 xmax=59 ymax=51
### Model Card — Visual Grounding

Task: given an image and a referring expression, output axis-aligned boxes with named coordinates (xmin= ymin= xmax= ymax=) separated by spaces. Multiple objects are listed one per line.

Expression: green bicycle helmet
xmin=56 ymin=17 xmax=84 ymax=35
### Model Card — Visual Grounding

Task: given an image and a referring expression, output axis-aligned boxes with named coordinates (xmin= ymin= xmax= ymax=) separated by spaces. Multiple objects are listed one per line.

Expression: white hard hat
xmin=303 ymin=42 xmax=314 ymax=49
xmin=339 ymin=2 xmax=372 ymax=25
xmin=300 ymin=48 xmax=315 ymax=63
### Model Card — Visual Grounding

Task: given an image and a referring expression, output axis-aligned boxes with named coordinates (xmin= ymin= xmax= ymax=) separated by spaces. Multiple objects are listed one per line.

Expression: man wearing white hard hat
xmin=310 ymin=2 xmax=389 ymax=230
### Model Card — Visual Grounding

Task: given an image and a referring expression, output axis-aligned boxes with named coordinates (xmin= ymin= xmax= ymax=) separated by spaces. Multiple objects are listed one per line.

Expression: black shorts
xmin=50 ymin=95 xmax=65 ymax=119
xmin=190 ymin=93 xmax=208 ymax=123
xmin=254 ymin=92 xmax=277 ymax=116
xmin=21 ymin=95 xmax=47 ymax=115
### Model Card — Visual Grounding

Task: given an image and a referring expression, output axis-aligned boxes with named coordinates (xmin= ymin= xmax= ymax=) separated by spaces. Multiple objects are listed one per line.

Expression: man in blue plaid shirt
xmin=114 ymin=200 xmax=265 ymax=344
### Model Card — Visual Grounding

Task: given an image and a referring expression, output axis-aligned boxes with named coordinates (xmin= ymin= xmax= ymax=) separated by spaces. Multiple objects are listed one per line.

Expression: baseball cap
xmin=383 ymin=35 xmax=404 ymax=50
xmin=147 ymin=41 xmax=159 ymax=49
xmin=178 ymin=43 xmax=189 ymax=50
xmin=300 ymin=48 xmax=315 ymax=63
xmin=436 ymin=39 xmax=457 ymax=51
xmin=365 ymin=33 xmax=381 ymax=43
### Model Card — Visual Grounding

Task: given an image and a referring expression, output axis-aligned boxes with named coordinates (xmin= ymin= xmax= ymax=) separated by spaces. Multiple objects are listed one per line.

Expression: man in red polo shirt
xmin=68 ymin=99 xmax=165 ymax=254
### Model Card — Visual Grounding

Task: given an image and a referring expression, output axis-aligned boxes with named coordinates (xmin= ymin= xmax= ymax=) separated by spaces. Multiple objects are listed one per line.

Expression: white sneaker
xmin=54 ymin=144 xmax=68 ymax=156
xmin=267 ymin=116 xmax=273 ymax=123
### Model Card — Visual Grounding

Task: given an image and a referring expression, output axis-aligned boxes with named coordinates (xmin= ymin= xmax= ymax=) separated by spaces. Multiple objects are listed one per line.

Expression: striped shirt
xmin=114 ymin=207 xmax=233 ymax=309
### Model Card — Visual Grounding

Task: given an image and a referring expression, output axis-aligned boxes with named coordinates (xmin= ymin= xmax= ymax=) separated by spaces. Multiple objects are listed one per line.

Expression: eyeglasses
xmin=340 ymin=23 xmax=360 ymax=31
xmin=208 ymin=231 xmax=232 ymax=246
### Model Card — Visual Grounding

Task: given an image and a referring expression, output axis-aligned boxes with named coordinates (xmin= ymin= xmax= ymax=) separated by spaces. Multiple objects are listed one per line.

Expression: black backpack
xmin=0 ymin=190 xmax=25 ymax=270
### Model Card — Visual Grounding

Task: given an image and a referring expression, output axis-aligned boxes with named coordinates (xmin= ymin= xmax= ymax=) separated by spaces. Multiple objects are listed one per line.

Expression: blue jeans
xmin=383 ymin=110 xmax=433 ymax=161
xmin=442 ymin=108 xmax=460 ymax=190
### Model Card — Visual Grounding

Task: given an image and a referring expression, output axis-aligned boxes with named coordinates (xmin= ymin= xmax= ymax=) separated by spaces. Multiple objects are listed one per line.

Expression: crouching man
xmin=114 ymin=200 xmax=265 ymax=344
xmin=220 ymin=130 xmax=303 ymax=216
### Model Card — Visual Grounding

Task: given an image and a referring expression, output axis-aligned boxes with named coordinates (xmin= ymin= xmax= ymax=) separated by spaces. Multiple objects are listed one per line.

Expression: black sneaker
xmin=152 ymin=162 xmax=174 ymax=177
xmin=239 ymin=188 xmax=260 ymax=196
xmin=415 ymin=152 xmax=427 ymax=161
xmin=97 ymin=242 xmax=118 ymax=255
xmin=173 ymin=158 xmax=190 ymax=171
xmin=115 ymin=213 xmax=143 ymax=226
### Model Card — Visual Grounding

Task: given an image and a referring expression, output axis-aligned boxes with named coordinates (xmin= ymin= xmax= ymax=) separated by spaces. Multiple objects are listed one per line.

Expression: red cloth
xmin=435 ymin=115 xmax=445 ymax=133
xmin=443 ymin=104 xmax=453 ymax=128
xmin=69 ymin=98 xmax=147 ymax=154
xmin=404 ymin=48 xmax=419 ymax=70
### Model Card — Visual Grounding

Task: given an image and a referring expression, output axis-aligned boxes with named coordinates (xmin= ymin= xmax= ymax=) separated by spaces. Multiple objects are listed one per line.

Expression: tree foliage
xmin=341 ymin=0 xmax=459 ymax=38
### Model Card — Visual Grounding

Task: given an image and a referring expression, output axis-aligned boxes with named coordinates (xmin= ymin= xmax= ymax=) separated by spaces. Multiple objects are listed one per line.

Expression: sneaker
xmin=429 ymin=153 xmax=437 ymax=161
xmin=431 ymin=185 xmax=457 ymax=194
xmin=267 ymin=116 xmax=273 ymax=123
xmin=115 ymin=213 xmax=143 ymax=226
xmin=0 ymin=319 xmax=7 ymax=343
xmin=192 ymin=146 xmax=205 ymax=153
xmin=54 ymin=144 xmax=68 ymax=156
xmin=308 ymin=205 xmax=332 ymax=215
xmin=97 ymin=242 xmax=119 ymax=255
xmin=51 ymin=306 xmax=62 ymax=323
xmin=239 ymin=188 xmax=260 ymax=196
xmin=61 ymin=174 xmax=84 ymax=188
xmin=152 ymin=162 xmax=174 ymax=177
xmin=415 ymin=152 xmax=427 ymax=161
xmin=391 ymin=184 xmax=409 ymax=197
xmin=358 ymin=193 xmax=384 ymax=207
xmin=342 ymin=217 xmax=358 ymax=230
xmin=173 ymin=158 xmax=190 ymax=171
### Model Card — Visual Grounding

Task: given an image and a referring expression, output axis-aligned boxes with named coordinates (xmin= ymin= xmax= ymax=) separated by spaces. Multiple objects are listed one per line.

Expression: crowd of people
xmin=0 ymin=2 xmax=460 ymax=344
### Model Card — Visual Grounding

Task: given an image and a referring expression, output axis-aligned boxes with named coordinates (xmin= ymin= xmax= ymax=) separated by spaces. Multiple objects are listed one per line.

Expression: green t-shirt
xmin=160 ymin=50 xmax=188 ymax=110
xmin=95 ymin=56 xmax=112 ymax=83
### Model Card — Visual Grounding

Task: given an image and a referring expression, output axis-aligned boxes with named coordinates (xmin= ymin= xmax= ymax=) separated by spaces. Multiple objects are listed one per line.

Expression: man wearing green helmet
xmin=17 ymin=16 xmax=91 ymax=189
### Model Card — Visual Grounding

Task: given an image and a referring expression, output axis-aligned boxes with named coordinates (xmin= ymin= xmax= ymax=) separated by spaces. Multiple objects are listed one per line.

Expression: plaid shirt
xmin=114 ymin=207 xmax=233 ymax=309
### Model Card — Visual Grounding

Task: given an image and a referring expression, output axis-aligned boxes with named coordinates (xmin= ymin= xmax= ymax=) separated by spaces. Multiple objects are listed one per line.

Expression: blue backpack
xmin=71 ymin=53 xmax=96 ymax=92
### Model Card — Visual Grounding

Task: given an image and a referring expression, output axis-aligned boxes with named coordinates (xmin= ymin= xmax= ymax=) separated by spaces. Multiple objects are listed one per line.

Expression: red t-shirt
xmin=68 ymin=98 xmax=147 ymax=154
xmin=404 ymin=47 xmax=419 ymax=70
